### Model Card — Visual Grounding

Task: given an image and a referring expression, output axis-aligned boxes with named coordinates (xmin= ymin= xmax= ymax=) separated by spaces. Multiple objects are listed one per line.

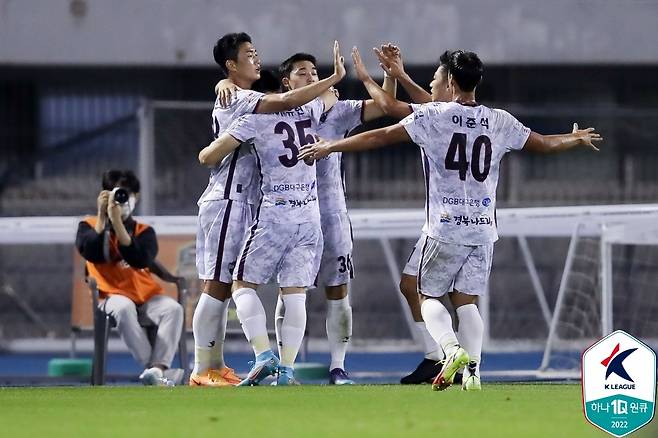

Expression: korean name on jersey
xmin=197 ymin=89 xmax=265 ymax=207
xmin=226 ymin=99 xmax=326 ymax=224
xmin=400 ymin=102 xmax=530 ymax=246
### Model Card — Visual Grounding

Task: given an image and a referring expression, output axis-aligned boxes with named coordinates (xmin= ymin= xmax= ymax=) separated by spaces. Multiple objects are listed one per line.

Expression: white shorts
xmin=234 ymin=221 xmax=323 ymax=288
xmin=196 ymin=199 xmax=252 ymax=283
xmin=416 ymin=235 xmax=494 ymax=298
xmin=402 ymin=233 xmax=426 ymax=276
xmin=316 ymin=211 xmax=354 ymax=287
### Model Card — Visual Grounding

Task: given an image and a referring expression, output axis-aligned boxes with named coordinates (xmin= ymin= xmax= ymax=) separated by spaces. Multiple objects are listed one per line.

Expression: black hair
xmin=279 ymin=53 xmax=317 ymax=83
xmin=213 ymin=32 xmax=252 ymax=76
xmin=438 ymin=50 xmax=452 ymax=67
xmin=252 ymin=70 xmax=281 ymax=93
xmin=101 ymin=169 xmax=140 ymax=193
xmin=446 ymin=50 xmax=483 ymax=92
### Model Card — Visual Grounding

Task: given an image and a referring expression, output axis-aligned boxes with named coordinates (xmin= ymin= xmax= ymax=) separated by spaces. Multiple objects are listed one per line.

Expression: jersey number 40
xmin=444 ymin=133 xmax=492 ymax=182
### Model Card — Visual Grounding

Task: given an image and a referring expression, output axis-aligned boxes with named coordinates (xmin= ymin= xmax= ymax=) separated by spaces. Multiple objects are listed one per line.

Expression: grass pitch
xmin=1 ymin=384 xmax=655 ymax=437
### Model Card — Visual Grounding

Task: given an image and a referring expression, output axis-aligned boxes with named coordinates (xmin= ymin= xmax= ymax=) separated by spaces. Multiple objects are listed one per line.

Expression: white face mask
xmin=120 ymin=195 xmax=136 ymax=220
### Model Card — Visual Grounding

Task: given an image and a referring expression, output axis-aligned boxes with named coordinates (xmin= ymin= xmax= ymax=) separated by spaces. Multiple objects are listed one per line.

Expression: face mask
xmin=120 ymin=195 xmax=136 ymax=220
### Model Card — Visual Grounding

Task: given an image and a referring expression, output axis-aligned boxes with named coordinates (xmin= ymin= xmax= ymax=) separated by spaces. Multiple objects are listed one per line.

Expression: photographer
xmin=75 ymin=170 xmax=183 ymax=386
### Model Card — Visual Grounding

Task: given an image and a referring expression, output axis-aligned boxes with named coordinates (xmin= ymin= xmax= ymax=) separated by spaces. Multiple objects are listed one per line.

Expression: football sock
xmin=233 ymin=287 xmax=270 ymax=356
xmin=416 ymin=321 xmax=442 ymax=361
xmin=421 ymin=298 xmax=460 ymax=357
xmin=326 ymin=295 xmax=352 ymax=371
xmin=192 ymin=293 xmax=225 ymax=374
xmin=274 ymin=294 xmax=285 ymax=359
xmin=280 ymin=293 xmax=307 ymax=368
xmin=455 ymin=330 xmax=466 ymax=373
xmin=213 ymin=297 xmax=230 ymax=369
xmin=456 ymin=304 xmax=483 ymax=375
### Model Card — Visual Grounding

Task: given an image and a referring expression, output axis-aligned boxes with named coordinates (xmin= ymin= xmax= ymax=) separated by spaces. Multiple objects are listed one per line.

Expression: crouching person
xmin=76 ymin=169 xmax=184 ymax=386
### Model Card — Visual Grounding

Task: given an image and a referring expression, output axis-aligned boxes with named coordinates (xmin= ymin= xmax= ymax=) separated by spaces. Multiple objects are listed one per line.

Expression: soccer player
xmin=199 ymin=82 xmax=331 ymax=385
xmin=374 ymin=45 xmax=456 ymax=384
xmin=191 ymin=33 xmax=346 ymax=387
xmin=274 ymin=51 xmax=397 ymax=385
xmin=299 ymin=49 xmax=602 ymax=391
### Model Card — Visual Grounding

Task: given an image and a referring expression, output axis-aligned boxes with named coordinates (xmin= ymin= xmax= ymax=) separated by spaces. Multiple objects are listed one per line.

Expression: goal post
xmin=538 ymin=212 xmax=658 ymax=376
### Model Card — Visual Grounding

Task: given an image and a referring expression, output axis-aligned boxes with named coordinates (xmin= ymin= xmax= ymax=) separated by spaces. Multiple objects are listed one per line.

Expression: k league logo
xmin=582 ymin=330 xmax=656 ymax=437
xmin=601 ymin=343 xmax=636 ymax=384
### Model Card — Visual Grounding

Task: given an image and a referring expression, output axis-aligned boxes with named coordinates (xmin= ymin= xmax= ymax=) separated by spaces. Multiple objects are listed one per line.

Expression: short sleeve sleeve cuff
xmin=400 ymin=108 xmax=427 ymax=146
xmin=235 ymin=90 xmax=265 ymax=115
xmin=226 ymin=115 xmax=255 ymax=143
xmin=506 ymin=113 xmax=531 ymax=151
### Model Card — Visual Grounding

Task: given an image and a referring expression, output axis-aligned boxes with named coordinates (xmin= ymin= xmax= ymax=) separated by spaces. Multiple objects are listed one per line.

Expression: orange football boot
xmin=189 ymin=367 xmax=241 ymax=387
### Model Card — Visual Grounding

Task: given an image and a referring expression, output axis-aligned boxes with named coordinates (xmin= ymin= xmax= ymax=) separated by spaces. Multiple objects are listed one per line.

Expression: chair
xmin=87 ymin=260 xmax=189 ymax=385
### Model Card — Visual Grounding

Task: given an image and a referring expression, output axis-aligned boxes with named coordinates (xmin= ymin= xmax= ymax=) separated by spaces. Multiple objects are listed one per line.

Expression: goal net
xmin=537 ymin=212 xmax=658 ymax=377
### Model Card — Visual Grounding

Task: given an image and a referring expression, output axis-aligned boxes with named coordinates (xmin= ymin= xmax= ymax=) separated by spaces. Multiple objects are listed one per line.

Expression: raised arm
xmin=360 ymin=57 xmax=398 ymax=122
xmin=320 ymin=88 xmax=339 ymax=112
xmin=375 ymin=44 xmax=432 ymax=104
xmin=215 ymin=41 xmax=346 ymax=112
xmin=198 ymin=132 xmax=242 ymax=167
xmin=299 ymin=123 xmax=411 ymax=162
xmin=352 ymin=47 xmax=412 ymax=120
xmin=524 ymin=124 xmax=602 ymax=154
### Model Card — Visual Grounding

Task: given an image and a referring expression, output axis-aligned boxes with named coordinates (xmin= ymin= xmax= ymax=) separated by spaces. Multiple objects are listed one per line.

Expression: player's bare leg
xmin=449 ymin=290 xmax=482 ymax=391
xmin=232 ymin=280 xmax=279 ymax=386
xmin=325 ymin=284 xmax=354 ymax=385
xmin=400 ymin=274 xmax=423 ymax=321
xmin=190 ymin=280 xmax=240 ymax=386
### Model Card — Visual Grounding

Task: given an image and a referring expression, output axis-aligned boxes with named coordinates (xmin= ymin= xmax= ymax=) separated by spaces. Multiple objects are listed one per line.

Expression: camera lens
xmin=113 ymin=187 xmax=129 ymax=204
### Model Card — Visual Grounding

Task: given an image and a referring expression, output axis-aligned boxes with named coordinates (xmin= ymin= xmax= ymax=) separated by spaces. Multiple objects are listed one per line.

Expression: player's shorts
xmin=196 ymin=199 xmax=252 ymax=283
xmin=402 ymin=233 xmax=426 ymax=276
xmin=416 ymin=234 xmax=494 ymax=298
xmin=316 ymin=211 xmax=354 ymax=287
xmin=233 ymin=221 xmax=323 ymax=288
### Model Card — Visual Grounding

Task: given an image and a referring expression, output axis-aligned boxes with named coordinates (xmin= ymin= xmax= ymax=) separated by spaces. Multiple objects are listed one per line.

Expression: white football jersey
xmin=400 ymin=101 xmax=530 ymax=245
xmin=315 ymin=99 xmax=364 ymax=213
xmin=227 ymin=99 xmax=325 ymax=224
xmin=197 ymin=88 xmax=265 ymax=206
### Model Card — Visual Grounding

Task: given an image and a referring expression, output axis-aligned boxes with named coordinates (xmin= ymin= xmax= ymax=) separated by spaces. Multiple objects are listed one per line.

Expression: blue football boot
xmin=275 ymin=366 xmax=301 ymax=386
xmin=237 ymin=351 xmax=280 ymax=387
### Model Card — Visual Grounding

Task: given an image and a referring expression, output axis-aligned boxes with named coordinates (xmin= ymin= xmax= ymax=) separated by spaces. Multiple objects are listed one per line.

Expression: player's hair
xmin=438 ymin=50 xmax=452 ymax=67
xmin=446 ymin=50 xmax=483 ymax=92
xmin=252 ymin=70 xmax=281 ymax=93
xmin=213 ymin=32 xmax=252 ymax=76
xmin=101 ymin=169 xmax=140 ymax=193
xmin=278 ymin=53 xmax=317 ymax=82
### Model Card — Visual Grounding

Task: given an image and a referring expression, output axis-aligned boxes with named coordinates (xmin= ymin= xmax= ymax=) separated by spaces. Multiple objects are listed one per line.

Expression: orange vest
xmin=84 ymin=217 xmax=163 ymax=305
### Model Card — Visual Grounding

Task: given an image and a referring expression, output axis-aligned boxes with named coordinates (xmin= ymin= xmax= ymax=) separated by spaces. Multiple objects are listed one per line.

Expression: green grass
xmin=0 ymin=384 xmax=655 ymax=437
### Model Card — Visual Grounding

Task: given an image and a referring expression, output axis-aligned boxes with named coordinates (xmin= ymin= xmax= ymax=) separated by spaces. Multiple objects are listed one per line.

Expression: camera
xmin=112 ymin=187 xmax=130 ymax=204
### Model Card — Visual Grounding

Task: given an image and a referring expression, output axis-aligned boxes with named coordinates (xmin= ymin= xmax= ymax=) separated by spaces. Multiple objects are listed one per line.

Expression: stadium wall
xmin=1 ymin=0 xmax=658 ymax=66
